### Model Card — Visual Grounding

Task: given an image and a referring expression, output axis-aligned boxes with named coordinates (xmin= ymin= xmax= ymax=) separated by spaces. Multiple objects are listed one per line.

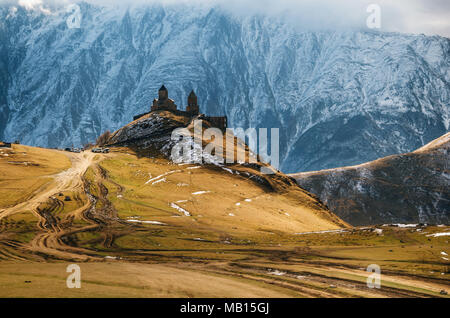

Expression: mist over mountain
xmin=0 ymin=2 xmax=449 ymax=173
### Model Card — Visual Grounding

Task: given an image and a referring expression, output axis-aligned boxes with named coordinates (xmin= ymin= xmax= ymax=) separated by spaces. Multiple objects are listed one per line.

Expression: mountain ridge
xmin=0 ymin=3 xmax=449 ymax=173
xmin=291 ymin=132 xmax=450 ymax=225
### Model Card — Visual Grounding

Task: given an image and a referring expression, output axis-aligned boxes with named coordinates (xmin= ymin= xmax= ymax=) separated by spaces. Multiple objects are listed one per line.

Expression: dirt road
xmin=0 ymin=151 xmax=97 ymax=221
xmin=0 ymin=151 xmax=101 ymax=260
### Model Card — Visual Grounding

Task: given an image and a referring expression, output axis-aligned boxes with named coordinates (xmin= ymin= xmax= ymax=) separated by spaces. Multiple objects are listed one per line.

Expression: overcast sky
xmin=4 ymin=0 xmax=450 ymax=38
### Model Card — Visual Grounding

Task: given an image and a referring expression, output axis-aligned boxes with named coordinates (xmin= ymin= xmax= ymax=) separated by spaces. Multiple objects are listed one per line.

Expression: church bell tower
xmin=186 ymin=90 xmax=199 ymax=115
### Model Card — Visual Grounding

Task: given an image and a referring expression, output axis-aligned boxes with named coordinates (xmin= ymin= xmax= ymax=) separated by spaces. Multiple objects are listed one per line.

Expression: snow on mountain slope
xmin=291 ymin=133 xmax=450 ymax=226
xmin=0 ymin=3 xmax=449 ymax=173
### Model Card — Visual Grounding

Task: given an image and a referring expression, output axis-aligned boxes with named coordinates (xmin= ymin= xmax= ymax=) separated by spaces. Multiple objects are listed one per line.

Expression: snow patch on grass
xmin=170 ymin=203 xmax=191 ymax=216
xmin=151 ymin=178 xmax=166 ymax=185
xmin=145 ymin=169 xmax=182 ymax=185
xmin=192 ymin=191 xmax=210 ymax=195
xmin=269 ymin=270 xmax=286 ymax=276
xmin=126 ymin=219 xmax=167 ymax=225
xmin=394 ymin=224 xmax=418 ymax=228
xmin=222 ymin=167 xmax=234 ymax=174
xmin=427 ymin=232 xmax=450 ymax=237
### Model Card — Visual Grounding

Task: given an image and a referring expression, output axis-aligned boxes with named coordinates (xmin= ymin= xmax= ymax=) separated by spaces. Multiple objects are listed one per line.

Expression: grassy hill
xmin=0 ymin=142 xmax=347 ymax=261
xmin=0 ymin=115 xmax=448 ymax=298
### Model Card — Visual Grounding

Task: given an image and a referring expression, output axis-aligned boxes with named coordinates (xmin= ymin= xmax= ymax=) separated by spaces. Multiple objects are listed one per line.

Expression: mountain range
xmin=0 ymin=2 xmax=449 ymax=173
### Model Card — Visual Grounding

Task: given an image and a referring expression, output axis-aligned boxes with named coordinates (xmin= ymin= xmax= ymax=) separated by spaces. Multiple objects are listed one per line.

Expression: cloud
xmin=17 ymin=0 xmax=42 ymax=10
xmin=380 ymin=0 xmax=450 ymax=37
xmin=2 ymin=0 xmax=450 ymax=37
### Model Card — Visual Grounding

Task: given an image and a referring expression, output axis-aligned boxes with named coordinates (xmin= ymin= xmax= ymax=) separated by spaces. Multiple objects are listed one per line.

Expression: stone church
xmin=134 ymin=85 xmax=227 ymax=131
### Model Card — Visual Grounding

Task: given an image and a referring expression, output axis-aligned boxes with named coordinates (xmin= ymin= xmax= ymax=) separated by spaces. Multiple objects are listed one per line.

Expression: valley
xmin=0 ymin=144 xmax=448 ymax=298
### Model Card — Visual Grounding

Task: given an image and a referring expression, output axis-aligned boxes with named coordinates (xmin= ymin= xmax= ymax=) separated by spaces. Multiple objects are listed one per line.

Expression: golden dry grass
xmin=0 ymin=262 xmax=299 ymax=298
xmin=0 ymin=145 xmax=448 ymax=298
xmin=0 ymin=145 xmax=71 ymax=208
xmin=99 ymin=147 xmax=345 ymax=241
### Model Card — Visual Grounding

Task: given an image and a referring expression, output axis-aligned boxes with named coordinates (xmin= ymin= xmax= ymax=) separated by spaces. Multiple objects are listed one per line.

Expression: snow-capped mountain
xmin=292 ymin=133 xmax=450 ymax=225
xmin=0 ymin=2 xmax=449 ymax=173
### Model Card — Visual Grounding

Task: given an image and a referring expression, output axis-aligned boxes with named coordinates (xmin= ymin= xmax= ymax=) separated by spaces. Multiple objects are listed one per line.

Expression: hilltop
xmin=291 ymin=133 xmax=450 ymax=226
xmin=0 ymin=108 xmax=348 ymax=263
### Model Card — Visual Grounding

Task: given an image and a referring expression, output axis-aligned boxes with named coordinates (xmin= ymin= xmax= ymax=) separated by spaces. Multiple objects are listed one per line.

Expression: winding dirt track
xmin=0 ymin=151 xmax=96 ymax=220
xmin=0 ymin=151 xmax=102 ymax=261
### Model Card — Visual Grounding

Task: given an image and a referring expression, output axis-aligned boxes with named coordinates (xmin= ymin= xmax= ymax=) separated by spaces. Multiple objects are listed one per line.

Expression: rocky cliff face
xmin=292 ymin=133 xmax=450 ymax=226
xmin=0 ymin=3 xmax=449 ymax=173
